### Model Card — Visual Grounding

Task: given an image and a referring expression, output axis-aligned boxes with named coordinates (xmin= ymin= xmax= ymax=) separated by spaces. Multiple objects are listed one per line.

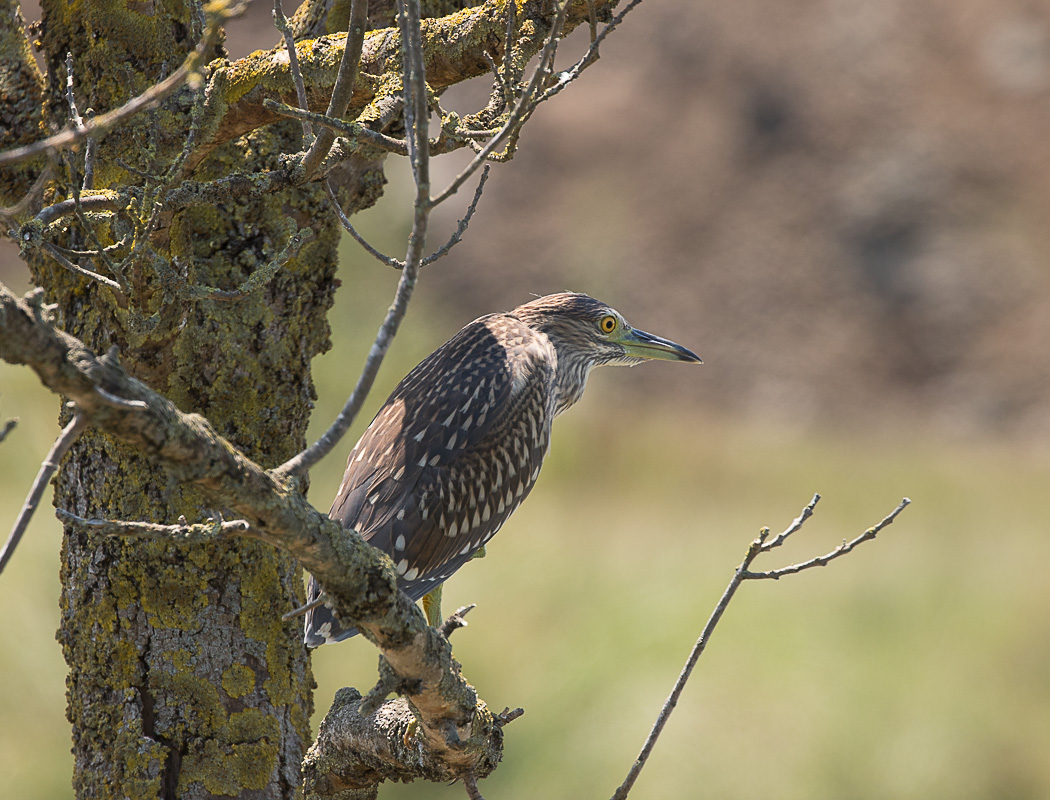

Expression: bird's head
xmin=512 ymin=293 xmax=701 ymax=413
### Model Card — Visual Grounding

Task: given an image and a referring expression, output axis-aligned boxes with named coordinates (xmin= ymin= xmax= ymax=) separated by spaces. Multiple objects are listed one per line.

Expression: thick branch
xmin=0 ymin=282 xmax=504 ymax=788
xmin=204 ymin=0 xmax=616 ymax=153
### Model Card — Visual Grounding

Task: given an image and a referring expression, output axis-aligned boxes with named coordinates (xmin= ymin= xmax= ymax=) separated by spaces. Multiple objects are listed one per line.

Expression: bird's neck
xmin=552 ymin=355 xmax=591 ymax=417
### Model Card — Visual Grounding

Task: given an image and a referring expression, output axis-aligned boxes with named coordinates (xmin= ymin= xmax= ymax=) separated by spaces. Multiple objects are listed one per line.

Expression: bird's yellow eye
xmin=599 ymin=315 xmax=617 ymax=334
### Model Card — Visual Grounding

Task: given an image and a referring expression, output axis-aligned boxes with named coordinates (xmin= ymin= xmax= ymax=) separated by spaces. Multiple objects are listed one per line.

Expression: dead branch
xmin=611 ymin=494 xmax=911 ymax=800
xmin=0 ymin=406 xmax=88 ymax=574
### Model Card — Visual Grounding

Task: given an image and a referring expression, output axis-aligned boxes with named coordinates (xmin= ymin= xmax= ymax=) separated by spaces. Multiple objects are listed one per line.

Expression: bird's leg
xmin=422 ymin=547 xmax=486 ymax=628
xmin=422 ymin=585 xmax=443 ymax=628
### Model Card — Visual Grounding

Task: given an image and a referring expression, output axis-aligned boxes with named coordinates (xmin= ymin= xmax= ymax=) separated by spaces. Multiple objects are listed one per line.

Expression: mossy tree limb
xmin=0 ymin=282 xmax=507 ymax=792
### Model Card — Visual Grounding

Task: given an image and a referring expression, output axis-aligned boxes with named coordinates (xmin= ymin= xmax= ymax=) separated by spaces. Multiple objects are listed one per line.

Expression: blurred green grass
xmin=3 ymin=220 xmax=1050 ymax=799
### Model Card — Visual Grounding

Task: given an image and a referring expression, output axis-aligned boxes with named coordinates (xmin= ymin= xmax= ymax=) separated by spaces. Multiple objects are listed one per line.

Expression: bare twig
xmin=439 ymin=603 xmax=477 ymax=638
xmin=324 ymin=179 xmax=403 ymax=267
xmin=610 ymin=495 xmax=911 ymax=800
xmin=275 ymin=0 xmax=431 ymax=479
xmin=428 ymin=0 xmax=570 ymax=208
xmin=274 ymin=205 xmax=421 ymax=478
xmin=153 ymin=226 xmax=313 ymax=302
xmin=282 ymin=592 xmax=328 ymax=621
xmin=298 ymin=0 xmax=369 ymax=181
xmin=57 ymin=510 xmax=252 ymax=541
xmin=421 ymin=165 xmax=490 ymax=265
xmin=273 ymin=0 xmax=311 ymax=137
xmin=0 ymin=417 xmax=16 ymax=443
xmin=64 ymin=52 xmax=97 ymax=192
xmin=326 ymin=162 xmax=490 ymax=272
xmin=264 ymin=98 xmax=411 ymax=155
xmin=0 ymin=409 xmax=88 ymax=575
xmin=537 ymin=0 xmax=644 ymax=107
xmin=40 ymin=240 xmax=125 ymax=294
xmin=497 ymin=707 xmax=525 ymax=726
xmin=744 ymin=496 xmax=911 ymax=580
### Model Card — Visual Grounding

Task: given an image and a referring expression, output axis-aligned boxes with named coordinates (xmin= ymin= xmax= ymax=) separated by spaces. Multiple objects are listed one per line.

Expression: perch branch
xmin=0 ymin=281 xmax=505 ymax=789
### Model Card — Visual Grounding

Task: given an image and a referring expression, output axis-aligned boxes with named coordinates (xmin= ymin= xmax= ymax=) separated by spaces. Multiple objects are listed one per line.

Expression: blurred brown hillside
xmin=418 ymin=0 xmax=1050 ymax=439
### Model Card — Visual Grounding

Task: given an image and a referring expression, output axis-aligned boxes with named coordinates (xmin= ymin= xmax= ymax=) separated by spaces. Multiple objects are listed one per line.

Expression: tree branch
xmin=610 ymin=494 xmax=911 ymax=800
xmin=0 ymin=406 xmax=88 ymax=575
xmin=0 ymin=281 xmax=506 ymax=790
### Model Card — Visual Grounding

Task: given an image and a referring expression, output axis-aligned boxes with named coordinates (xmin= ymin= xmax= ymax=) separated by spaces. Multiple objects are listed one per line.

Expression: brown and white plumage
xmin=304 ymin=293 xmax=700 ymax=646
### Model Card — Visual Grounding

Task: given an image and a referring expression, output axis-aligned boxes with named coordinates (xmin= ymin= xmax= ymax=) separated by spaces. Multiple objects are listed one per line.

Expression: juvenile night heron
xmin=304 ymin=293 xmax=700 ymax=646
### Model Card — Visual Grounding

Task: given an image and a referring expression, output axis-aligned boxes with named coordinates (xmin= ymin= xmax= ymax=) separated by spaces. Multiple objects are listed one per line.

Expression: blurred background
xmin=3 ymin=0 xmax=1050 ymax=798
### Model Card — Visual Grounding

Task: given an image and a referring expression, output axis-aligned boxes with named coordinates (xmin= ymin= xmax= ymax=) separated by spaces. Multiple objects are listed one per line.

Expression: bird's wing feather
xmin=328 ymin=316 xmax=556 ymax=602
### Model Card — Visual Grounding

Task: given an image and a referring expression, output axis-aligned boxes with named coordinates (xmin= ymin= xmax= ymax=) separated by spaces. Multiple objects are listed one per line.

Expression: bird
xmin=304 ymin=292 xmax=700 ymax=646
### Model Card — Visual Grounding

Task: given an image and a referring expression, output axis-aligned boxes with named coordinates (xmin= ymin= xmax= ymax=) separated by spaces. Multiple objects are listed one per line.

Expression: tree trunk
xmin=33 ymin=2 xmax=349 ymax=796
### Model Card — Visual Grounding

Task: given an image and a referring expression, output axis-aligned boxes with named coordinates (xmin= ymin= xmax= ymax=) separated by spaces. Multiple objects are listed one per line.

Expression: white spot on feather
xmin=395 ymin=534 xmax=406 ymax=550
xmin=404 ymin=567 xmax=419 ymax=581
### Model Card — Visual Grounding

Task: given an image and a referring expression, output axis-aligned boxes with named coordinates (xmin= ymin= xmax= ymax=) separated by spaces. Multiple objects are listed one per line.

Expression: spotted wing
xmin=306 ymin=316 xmax=555 ymax=644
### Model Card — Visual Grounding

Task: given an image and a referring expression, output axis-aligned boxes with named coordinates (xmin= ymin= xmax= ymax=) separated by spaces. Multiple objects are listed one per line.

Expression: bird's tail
xmin=303 ymin=575 xmax=359 ymax=646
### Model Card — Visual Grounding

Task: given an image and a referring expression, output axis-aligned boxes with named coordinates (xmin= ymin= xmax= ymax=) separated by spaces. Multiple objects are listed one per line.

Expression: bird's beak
xmin=621 ymin=328 xmax=702 ymax=363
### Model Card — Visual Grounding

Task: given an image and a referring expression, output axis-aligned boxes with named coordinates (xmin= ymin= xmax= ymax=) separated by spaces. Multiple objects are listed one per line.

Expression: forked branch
xmin=611 ymin=494 xmax=911 ymax=800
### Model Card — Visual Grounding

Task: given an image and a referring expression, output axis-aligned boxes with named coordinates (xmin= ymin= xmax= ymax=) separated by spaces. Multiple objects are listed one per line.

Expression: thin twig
xmin=0 ymin=410 xmax=89 ymax=575
xmin=264 ymin=99 xmax=410 ymax=155
xmin=497 ymin=707 xmax=525 ymax=726
xmin=428 ymin=0 xmax=570 ymax=208
xmin=41 ymin=241 xmax=125 ymax=294
xmin=274 ymin=0 xmax=430 ymax=479
xmin=744 ymin=497 xmax=911 ymax=580
xmin=152 ymin=227 xmax=312 ymax=302
xmin=537 ymin=0 xmax=644 ymax=108
xmin=421 ymin=165 xmax=489 ymax=265
xmin=610 ymin=495 xmax=911 ymax=800
xmin=298 ymin=0 xmax=369 ymax=180
xmin=439 ymin=603 xmax=477 ymax=638
xmin=273 ymin=220 xmax=421 ymax=477
xmin=273 ymin=0 xmax=311 ymax=137
xmin=324 ymin=179 xmax=403 ymax=267
xmin=282 ymin=592 xmax=328 ymax=621
xmin=0 ymin=418 xmax=17 ymax=443
xmin=57 ymin=509 xmax=252 ymax=541
xmin=325 ymin=162 xmax=490 ymax=271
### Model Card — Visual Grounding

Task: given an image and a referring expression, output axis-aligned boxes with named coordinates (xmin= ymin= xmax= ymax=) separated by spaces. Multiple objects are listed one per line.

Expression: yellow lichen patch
xmin=178 ymin=709 xmax=281 ymax=795
xmin=222 ymin=663 xmax=257 ymax=699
